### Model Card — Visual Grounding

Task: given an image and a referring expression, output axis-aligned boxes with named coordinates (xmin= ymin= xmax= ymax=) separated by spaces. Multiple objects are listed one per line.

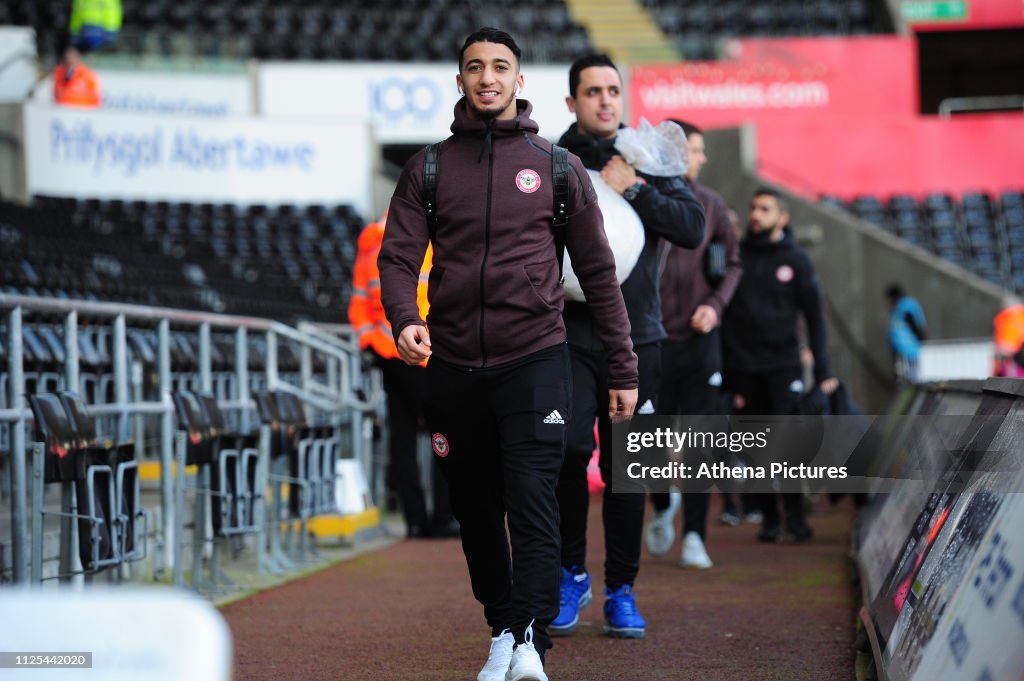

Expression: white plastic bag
xmin=562 ymin=169 xmax=645 ymax=302
xmin=614 ymin=118 xmax=689 ymax=177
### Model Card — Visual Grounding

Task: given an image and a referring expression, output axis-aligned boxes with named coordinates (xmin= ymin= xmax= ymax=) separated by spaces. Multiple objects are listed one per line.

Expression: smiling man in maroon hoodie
xmin=378 ymin=28 xmax=638 ymax=681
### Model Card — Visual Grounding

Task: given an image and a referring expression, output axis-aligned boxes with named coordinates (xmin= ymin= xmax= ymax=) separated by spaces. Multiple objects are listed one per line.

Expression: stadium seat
xmin=27 ymin=392 xmax=144 ymax=572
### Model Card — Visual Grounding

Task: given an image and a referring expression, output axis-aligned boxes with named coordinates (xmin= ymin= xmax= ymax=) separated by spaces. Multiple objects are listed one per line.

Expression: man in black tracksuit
xmin=721 ymin=186 xmax=838 ymax=542
xmin=379 ymin=30 xmax=638 ymax=681
xmin=551 ymin=54 xmax=705 ymax=640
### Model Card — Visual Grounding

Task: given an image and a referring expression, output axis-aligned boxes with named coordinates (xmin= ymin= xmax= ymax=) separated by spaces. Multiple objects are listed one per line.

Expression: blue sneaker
xmin=549 ymin=567 xmax=592 ymax=636
xmin=602 ymin=584 xmax=646 ymax=639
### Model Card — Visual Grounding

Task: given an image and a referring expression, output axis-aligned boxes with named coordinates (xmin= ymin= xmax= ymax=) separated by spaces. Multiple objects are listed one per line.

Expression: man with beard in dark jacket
xmin=722 ymin=186 xmax=838 ymax=543
xmin=379 ymin=29 xmax=638 ymax=681
xmin=550 ymin=53 xmax=705 ymax=640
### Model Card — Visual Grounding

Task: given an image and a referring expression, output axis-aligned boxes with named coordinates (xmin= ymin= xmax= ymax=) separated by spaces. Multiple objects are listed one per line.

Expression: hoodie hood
xmin=558 ymin=122 xmax=622 ymax=171
xmin=451 ymin=98 xmax=540 ymax=136
xmin=743 ymin=226 xmax=796 ymax=252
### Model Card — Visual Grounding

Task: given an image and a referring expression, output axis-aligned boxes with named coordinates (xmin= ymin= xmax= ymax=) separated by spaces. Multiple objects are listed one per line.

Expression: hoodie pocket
xmin=427 ymin=266 xmax=447 ymax=306
xmin=522 ymin=262 xmax=558 ymax=310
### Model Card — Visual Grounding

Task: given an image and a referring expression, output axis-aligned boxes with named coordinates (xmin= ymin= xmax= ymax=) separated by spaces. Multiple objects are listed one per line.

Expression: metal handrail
xmin=2 ymin=292 xmax=375 ymax=585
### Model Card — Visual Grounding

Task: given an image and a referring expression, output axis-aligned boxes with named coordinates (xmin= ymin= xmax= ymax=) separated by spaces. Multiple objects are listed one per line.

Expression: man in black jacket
xmin=551 ymin=54 xmax=705 ymax=640
xmin=721 ymin=186 xmax=838 ymax=542
xmin=379 ymin=30 xmax=638 ymax=681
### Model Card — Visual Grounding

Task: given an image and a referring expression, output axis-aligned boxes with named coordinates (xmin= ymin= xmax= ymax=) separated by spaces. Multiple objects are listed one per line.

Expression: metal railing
xmin=1 ymin=292 xmax=383 ymax=586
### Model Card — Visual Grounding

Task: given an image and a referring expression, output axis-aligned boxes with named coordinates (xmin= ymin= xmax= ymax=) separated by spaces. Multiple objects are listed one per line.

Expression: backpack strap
xmin=423 ymin=142 xmax=570 ymax=281
xmin=551 ymin=144 xmax=569 ymax=282
xmin=422 ymin=142 xmax=441 ymax=243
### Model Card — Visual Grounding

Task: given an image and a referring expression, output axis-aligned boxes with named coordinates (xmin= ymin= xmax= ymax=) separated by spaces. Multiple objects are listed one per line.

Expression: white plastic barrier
xmin=921 ymin=335 xmax=991 ymax=378
xmin=334 ymin=459 xmax=371 ymax=515
xmin=0 ymin=588 xmax=233 ymax=681
xmin=918 ymin=338 xmax=994 ymax=381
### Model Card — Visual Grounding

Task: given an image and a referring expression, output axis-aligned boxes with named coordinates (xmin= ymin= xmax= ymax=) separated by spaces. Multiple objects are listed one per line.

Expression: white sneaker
xmin=680 ymin=531 xmax=713 ymax=569
xmin=505 ymin=624 xmax=548 ymax=681
xmin=644 ymin=491 xmax=681 ymax=556
xmin=478 ymin=629 xmax=515 ymax=681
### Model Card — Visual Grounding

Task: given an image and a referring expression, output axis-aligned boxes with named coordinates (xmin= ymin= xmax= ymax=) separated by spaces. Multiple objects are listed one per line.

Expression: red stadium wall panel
xmin=630 ymin=37 xmax=919 ymax=129
xmin=630 ymin=36 xmax=1024 ymax=200
xmin=900 ymin=0 xmax=1024 ymax=31
xmin=755 ymin=113 xmax=1024 ymax=201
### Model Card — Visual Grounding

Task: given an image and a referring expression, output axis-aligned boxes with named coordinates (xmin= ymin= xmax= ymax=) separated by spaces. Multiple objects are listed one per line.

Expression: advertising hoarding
xmin=25 ymin=104 xmax=372 ymax=215
xmin=258 ymin=62 xmax=577 ymax=144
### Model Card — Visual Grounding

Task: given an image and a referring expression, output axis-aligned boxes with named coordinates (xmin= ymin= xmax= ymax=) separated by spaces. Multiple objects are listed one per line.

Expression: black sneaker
xmin=407 ymin=524 xmax=432 ymax=539
xmin=430 ymin=518 xmax=461 ymax=539
xmin=757 ymin=526 xmax=782 ymax=543
xmin=786 ymin=522 xmax=813 ymax=542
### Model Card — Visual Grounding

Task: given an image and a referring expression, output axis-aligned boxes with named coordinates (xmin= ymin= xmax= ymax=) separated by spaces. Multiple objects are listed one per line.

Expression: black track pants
xmin=557 ymin=342 xmax=660 ymax=590
xmin=425 ymin=344 xmax=571 ymax=653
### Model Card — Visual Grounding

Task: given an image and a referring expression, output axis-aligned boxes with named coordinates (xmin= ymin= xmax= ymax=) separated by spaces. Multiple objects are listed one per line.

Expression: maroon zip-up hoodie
xmin=379 ymin=100 xmax=638 ymax=389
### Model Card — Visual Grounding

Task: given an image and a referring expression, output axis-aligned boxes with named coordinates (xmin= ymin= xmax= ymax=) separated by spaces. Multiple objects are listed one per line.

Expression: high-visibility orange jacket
xmin=53 ymin=63 xmax=101 ymax=108
xmin=994 ymin=305 xmax=1024 ymax=357
xmin=348 ymin=218 xmax=431 ymax=361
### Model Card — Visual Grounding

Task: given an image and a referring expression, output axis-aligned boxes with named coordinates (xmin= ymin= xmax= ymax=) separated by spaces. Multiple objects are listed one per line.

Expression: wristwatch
xmin=623 ymin=181 xmax=645 ymax=201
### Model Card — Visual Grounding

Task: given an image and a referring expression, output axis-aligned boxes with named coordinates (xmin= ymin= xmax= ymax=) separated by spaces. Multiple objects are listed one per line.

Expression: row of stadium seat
xmin=8 ymin=0 xmax=882 ymax=64
xmin=640 ymin=0 xmax=878 ymax=58
xmin=822 ymin=191 xmax=1024 ymax=292
xmin=5 ymin=0 xmax=592 ymax=63
xmin=1 ymin=198 xmax=364 ymax=323
xmin=0 ymin=322 xmax=311 ymax=374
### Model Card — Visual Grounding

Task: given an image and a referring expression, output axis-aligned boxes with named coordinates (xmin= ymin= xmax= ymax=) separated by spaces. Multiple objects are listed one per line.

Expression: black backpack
xmin=422 ymin=141 xmax=571 ymax=279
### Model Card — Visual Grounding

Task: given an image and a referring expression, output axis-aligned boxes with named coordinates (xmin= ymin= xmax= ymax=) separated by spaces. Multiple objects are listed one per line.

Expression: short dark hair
xmin=568 ymin=53 xmax=619 ymax=98
xmin=885 ymin=283 xmax=905 ymax=301
xmin=667 ymin=119 xmax=702 ymax=139
xmin=753 ymin=185 xmax=790 ymax=213
xmin=459 ymin=27 xmax=521 ymax=70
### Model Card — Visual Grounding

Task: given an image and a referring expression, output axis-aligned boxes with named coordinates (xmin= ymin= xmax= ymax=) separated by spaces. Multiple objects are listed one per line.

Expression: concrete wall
xmin=0 ymin=103 xmax=26 ymax=202
xmin=701 ymin=126 xmax=1006 ymax=412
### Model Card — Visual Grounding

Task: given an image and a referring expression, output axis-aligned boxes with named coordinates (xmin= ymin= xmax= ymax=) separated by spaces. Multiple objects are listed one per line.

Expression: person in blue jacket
xmin=885 ymin=283 xmax=926 ymax=384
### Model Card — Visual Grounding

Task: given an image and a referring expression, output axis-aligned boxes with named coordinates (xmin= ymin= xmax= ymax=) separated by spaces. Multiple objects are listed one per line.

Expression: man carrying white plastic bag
xmin=552 ymin=54 xmax=705 ymax=639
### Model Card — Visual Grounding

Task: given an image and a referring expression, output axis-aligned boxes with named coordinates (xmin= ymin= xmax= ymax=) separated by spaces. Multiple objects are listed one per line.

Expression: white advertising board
xmin=258 ymin=62 xmax=577 ymax=143
xmin=24 ymin=103 xmax=372 ymax=215
xmin=34 ymin=70 xmax=252 ymax=116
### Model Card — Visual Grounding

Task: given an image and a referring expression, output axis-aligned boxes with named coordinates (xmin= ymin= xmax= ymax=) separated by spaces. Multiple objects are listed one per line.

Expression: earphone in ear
xmin=515 ymin=86 xmax=521 ymax=96
xmin=458 ymin=87 xmax=464 ymax=96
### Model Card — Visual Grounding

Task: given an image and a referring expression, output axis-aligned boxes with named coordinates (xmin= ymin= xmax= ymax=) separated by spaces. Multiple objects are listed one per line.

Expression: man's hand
xmin=600 ymin=156 xmax=638 ymax=194
xmin=819 ymin=377 xmax=839 ymax=395
xmin=396 ymin=325 xmax=431 ymax=365
xmin=608 ymin=388 xmax=639 ymax=421
xmin=690 ymin=305 xmax=719 ymax=334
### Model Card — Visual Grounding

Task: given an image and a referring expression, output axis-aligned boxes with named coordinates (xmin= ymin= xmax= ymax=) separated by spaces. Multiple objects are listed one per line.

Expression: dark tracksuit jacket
xmin=722 ymin=227 xmax=831 ymax=391
xmin=721 ymin=227 xmax=831 ymax=530
xmin=378 ymin=100 xmax=637 ymax=652
xmin=554 ymin=124 xmax=705 ymax=588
